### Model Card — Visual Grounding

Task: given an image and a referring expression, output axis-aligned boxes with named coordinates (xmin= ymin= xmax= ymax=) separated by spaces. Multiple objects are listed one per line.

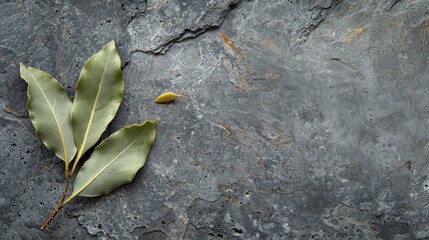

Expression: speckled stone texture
xmin=1 ymin=0 xmax=429 ymax=239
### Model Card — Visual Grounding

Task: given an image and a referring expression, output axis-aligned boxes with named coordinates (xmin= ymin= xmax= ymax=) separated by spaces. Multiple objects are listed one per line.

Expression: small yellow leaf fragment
xmin=155 ymin=92 xmax=187 ymax=104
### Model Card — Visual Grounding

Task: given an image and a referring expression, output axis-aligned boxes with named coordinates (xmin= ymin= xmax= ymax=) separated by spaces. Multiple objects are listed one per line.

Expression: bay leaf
xmin=71 ymin=40 xmax=124 ymax=171
xmin=20 ymin=63 xmax=77 ymax=170
xmin=64 ymin=119 xmax=158 ymax=203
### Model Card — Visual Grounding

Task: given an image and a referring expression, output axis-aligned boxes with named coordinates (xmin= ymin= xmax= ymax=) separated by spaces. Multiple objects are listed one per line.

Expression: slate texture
xmin=1 ymin=0 xmax=429 ymax=239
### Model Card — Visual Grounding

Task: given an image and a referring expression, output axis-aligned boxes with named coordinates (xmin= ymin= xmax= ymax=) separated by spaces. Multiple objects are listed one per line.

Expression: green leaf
xmin=71 ymin=40 xmax=124 ymax=171
xmin=20 ymin=63 xmax=76 ymax=171
xmin=64 ymin=119 xmax=158 ymax=203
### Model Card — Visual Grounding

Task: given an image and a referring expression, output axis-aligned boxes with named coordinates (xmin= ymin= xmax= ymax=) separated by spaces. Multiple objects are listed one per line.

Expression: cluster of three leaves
xmin=20 ymin=41 xmax=158 ymax=228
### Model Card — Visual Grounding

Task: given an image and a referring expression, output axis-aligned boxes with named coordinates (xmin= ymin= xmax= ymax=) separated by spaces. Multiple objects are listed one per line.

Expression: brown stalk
xmin=40 ymin=178 xmax=70 ymax=231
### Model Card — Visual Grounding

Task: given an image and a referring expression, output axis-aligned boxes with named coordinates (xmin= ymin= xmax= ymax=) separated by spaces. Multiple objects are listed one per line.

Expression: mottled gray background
xmin=1 ymin=0 xmax=429 ymax=239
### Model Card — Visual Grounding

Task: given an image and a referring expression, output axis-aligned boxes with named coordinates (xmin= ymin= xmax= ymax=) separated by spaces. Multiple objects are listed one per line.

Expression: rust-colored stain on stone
xmin=194 ymin=161 xmax=204 ymax=171
xmin=370 ymin=223 xmax=377 ymax=232
xmin=220 ymin=124 xmax=233 ymax=137
xmin=220 ymin=32 xmax=244 ymax=62
xmin=406 ymin=160 xmax=413 ymax=171
xmin=345 ymin=28 xmax=364 ymax=44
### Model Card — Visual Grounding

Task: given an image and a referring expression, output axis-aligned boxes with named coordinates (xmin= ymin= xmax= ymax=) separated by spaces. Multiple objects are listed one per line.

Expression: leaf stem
xmin=40 ymin=178 xmax=70 ymax=231
xmin=65 ymin=164 xmax=70 ymax=180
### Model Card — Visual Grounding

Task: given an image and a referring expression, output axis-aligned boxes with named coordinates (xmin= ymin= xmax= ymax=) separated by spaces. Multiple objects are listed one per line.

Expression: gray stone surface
xmin=127 ymin=0 xmax=241 ymax=54
xmin=1 ymin=0 xmax=429 ymax=239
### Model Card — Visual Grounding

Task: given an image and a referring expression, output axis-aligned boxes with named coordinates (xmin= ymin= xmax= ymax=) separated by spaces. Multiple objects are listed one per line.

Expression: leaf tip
xmin=143 ymin=118 xmax=159 ymax=127
xmin=19 ymin=62 xmax=25 ymax=72
xmin=19 ymin=63 xmax=29 ymax=82
xmin=106 ymin=40 xmax=117 ymax=50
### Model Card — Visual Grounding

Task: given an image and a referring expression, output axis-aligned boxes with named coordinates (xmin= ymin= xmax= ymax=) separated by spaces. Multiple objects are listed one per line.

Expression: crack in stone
xmin=291 ymin=0 xmax=343 ymax=50
xmin=389 ymin=0 xmax=404 ymax=10
xmin=127 ymin=0 xmax=242 ymax=55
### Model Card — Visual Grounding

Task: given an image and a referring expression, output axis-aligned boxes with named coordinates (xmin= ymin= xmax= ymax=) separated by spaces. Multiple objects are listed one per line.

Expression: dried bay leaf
xmin=64 ymin=119 xmax=158 ymax=203
xmin=20 ymin=64 xmax=76 ymax=171
xmin=71 ymin=40 xmax=124 ymax=173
